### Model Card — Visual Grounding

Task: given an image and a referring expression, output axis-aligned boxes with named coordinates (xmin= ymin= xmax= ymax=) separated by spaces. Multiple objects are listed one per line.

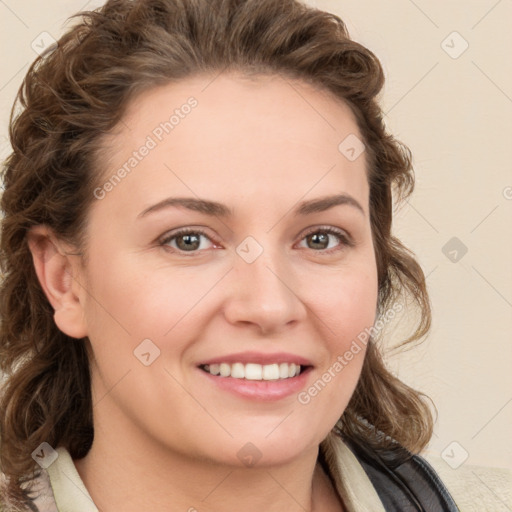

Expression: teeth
xmin=203 ymin=362 xmax=302 ymax=380
xmin=245 ymin=363 xmax=262 ymax=380
xmin=279 ymin=363 xmax=289 ymax=378
xmin=209 ymin=363 xmax=220 ymax=375
xmin=262 ymin=363 xmax=279 ymax=380
xmin=231 ymin=362 xmax=245 ymax=379
xmin=220 ymin=363 xmax=230 ymax=377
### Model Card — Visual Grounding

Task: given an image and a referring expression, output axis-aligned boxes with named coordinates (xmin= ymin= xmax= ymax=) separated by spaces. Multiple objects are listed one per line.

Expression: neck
xmin=74 ymin=405 xmax=342 ymax=512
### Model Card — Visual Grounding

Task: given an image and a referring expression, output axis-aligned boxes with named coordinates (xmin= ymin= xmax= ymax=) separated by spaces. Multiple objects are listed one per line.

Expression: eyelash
xmin=159 ymin=226 xmax=354 ymax=257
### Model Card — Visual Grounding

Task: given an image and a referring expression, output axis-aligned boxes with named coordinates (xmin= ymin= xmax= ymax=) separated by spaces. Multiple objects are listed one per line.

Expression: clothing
xmin=10 ymin=432 xmax=466 ymax=511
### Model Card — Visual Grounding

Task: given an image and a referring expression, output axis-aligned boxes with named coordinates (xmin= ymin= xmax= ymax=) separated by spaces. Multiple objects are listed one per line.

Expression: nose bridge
xmin=225 ymin=234 xmax=305 ymax=331
xmin=237 ymin=235 xmax=292 ymax=303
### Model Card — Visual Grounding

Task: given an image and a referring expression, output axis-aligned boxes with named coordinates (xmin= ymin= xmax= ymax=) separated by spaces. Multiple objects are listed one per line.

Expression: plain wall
xmin=0 ymin=0 xmax=511 ymax=471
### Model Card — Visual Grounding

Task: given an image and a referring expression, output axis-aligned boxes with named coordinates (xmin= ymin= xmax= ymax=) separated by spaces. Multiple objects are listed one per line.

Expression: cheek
xmin=79 ymin=249 xmax=227 ymax=376
xmin=308 ymin=263 xmax=378 ymax=346
xmin=81 ymin=252 xmax=181 ymax=335
xmin=301 ymin=262 xmax=378 ymax=393
xmin=289 ymin=265 xmax=378 ymax=445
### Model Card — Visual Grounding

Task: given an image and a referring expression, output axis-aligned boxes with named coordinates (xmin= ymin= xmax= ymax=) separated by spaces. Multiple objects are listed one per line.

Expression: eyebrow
xmin=137 ymin=193 xmax=365 ymax=219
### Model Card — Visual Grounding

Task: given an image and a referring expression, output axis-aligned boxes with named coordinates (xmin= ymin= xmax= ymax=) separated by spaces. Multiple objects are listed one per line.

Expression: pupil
xmin=310 ymin=233 xmax=327 ymax=249
xmin=179 ymin=234 xmax=199 ymax=251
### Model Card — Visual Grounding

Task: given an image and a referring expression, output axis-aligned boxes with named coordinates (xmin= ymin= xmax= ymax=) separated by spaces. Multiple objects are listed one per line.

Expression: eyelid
xmin=297 ymin=225 xmax=355 ymax=252
xmin=158 ymin=225 xmax=354 ymax=255
xmin=158 ymin=227 xmax=216 ymax=253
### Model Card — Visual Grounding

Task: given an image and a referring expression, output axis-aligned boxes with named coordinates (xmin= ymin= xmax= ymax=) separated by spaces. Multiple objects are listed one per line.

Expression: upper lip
xmin=198 ymin=351 xmax=313 ymax=367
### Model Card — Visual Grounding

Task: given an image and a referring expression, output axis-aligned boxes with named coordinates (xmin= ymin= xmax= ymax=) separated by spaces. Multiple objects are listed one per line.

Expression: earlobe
xmin=27 ymin=225 xmax=88 ymax=339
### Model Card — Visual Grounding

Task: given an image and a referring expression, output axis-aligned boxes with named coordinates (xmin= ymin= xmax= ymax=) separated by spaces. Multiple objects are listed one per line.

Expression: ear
xmin=26 ymin=225 xmax=88 ymax=339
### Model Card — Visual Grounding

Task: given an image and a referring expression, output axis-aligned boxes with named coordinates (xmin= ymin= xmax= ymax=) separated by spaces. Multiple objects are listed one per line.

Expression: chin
xmin=212 ymin=429 xmax=321 ymax=469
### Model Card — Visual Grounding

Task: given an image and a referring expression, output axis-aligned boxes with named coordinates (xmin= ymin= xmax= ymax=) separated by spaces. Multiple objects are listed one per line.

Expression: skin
xmin=28 ymin=73 xmax=379 ymax=511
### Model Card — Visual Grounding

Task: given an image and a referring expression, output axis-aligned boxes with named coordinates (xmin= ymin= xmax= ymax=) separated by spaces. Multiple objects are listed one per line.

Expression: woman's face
xmin=71 ymin=73 xmax=378 ymax=467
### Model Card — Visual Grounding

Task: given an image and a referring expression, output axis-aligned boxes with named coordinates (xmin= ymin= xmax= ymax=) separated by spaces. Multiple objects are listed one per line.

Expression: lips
xmin=198 ymin=351 xmax=313 ymax=367
xmin=196 ymin=352 xmax=313 ymax=399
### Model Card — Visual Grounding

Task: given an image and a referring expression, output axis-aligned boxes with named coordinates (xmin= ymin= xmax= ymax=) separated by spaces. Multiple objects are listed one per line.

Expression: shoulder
xmin=0 ymin=466 xmax=58 ymax=512
xmin=0 ymin=445 xmax=94 ymax=512
xmin=25 ymin=469 xmax=59 ymax=512
xmin=421 ymin=453 xmax=512 ymax=512
xmin=341 ymin=436 xmax=461 ymax=511
xmin=333 ymin=432 xmax=512 ymax=512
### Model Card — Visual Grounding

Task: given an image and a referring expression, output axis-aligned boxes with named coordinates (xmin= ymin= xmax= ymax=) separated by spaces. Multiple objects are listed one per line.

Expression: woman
xmin=0 ymin=0 xmax=460 ymax=510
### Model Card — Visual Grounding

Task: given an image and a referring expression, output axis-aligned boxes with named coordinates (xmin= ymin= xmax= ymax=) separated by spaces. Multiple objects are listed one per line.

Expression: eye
xmin=297 ymin=226 xmax=353 ymax=254
xmin=160 ymin=228 xmax=214 ymax=255
xmin=159 ymin=226 xmax=354 ymax=256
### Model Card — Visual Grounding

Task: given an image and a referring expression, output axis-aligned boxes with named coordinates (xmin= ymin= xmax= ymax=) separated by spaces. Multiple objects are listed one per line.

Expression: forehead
xmin=118 ymin=71 xmax=362 ymax=145
xmin=94 ymin=72 xmax=370 ymax=219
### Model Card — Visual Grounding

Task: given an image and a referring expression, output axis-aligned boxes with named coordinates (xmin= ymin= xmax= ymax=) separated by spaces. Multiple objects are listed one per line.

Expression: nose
xmin=222 ymin=241 xmax=307 ymax=335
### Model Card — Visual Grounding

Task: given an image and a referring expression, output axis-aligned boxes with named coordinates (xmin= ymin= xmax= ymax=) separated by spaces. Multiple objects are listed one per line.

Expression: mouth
xmin=196 ymin=352 xmax=314 ymax=400
xmin=199 ymin=362 xmax=310 ymax=381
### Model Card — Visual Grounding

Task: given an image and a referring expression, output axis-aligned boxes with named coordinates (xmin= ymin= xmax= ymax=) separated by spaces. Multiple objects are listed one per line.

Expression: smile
xmin=200 ymin=362 xmax=303 ymax=380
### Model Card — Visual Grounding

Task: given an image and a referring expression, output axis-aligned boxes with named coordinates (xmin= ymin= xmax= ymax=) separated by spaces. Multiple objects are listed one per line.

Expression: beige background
xmin=1 ymin=0 xmax=511 ymax=478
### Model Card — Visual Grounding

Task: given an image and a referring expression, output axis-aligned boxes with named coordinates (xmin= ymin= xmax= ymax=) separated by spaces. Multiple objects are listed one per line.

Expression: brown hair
xmin=0 ymin=0 xmax=433 ymax=507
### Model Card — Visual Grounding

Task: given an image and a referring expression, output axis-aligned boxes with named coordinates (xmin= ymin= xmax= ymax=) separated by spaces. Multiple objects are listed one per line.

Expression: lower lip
xmin=197 ymin=367 xmax=312 ymax=401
